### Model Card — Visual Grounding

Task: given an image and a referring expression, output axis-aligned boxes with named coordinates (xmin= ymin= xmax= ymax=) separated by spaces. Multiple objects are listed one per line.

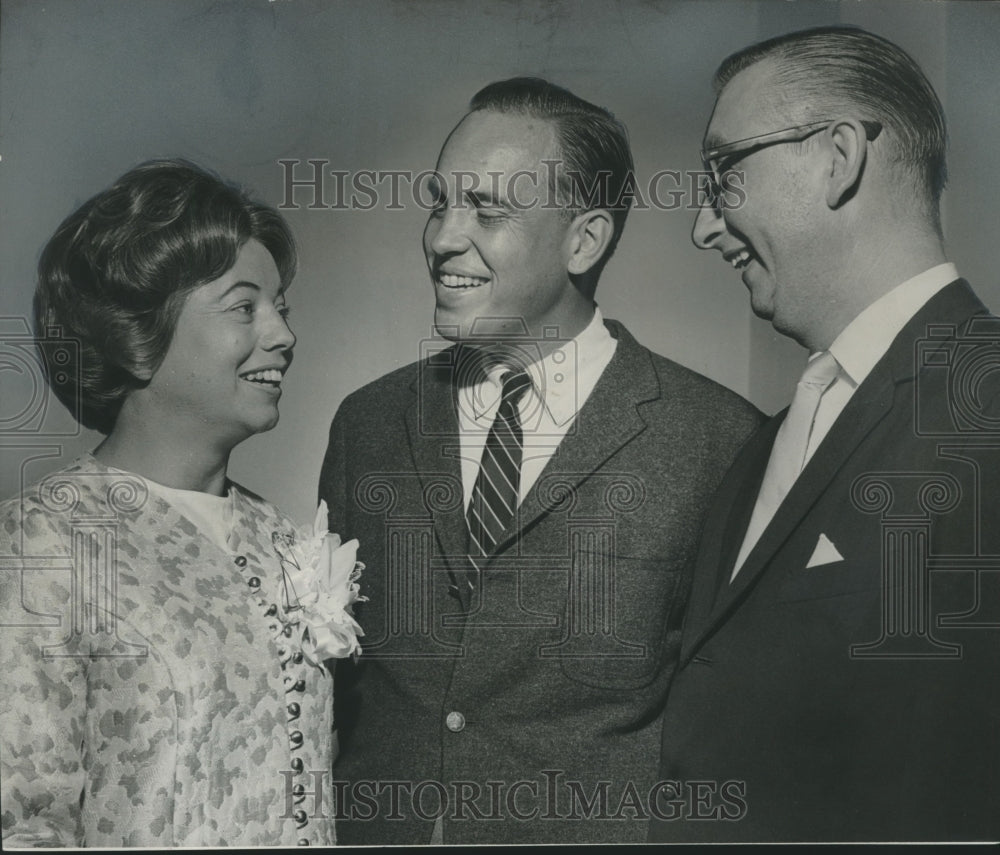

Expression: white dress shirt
xmin=455 ymin=307 xmax=618 ymax=510
xmin=804 ymin=262 xmax=959 ymax=465
xmin=731 ymin=262 xmax=959 ymax=579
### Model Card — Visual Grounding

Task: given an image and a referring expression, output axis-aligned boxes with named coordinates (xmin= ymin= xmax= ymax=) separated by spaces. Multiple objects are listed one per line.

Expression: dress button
xmin=234 ymin=555 xmax=247 ymax=567
xmin=265 ymin=604 xmax=278 ymax=617
xmin=282 ymin=624 xmax=295 ymax=637
xmin=290 ymin=730 xmax=304 ymax=748
xmin=298 ymin=837 xmax=310 ymax=846
xmin=292 ymin=783 xmax=306 ymax=797
xmin=291 ymin=757 xmax=304 ymax=774
xmin=287 ymin=701 xmax=301 ymax=720
xmin=292 ymin=651 xmax=304 ymax=664
xmin=445 ymin=711 xmax=466 ymax=732
xmin=293 ymin=809 xmax=308 ymax=828
xmin=247 ymin=576 xmax=261 ymax=590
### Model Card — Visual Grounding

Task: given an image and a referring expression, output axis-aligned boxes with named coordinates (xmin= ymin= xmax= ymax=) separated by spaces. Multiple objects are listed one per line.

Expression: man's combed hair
xmin=715 ymin=26 xmax=947 ymax=217
xmin=34 ymin=159 xmax=297 ymax=434
xmin=470 ymin=77 xmax=635 ymax=278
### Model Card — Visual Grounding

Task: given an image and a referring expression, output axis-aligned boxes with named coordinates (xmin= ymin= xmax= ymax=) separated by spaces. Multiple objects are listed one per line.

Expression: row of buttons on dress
xmin=236 ymin=553 xmax=311 ymax=846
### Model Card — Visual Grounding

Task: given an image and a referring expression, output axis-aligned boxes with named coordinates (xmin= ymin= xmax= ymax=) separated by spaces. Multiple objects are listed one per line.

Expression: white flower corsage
xmin=271 ymin=500 xmax=367 ymax=667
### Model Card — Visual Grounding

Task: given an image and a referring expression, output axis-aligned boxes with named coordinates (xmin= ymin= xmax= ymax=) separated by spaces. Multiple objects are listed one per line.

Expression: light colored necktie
xmin=731 ymin=351 xmax=840 ymax=580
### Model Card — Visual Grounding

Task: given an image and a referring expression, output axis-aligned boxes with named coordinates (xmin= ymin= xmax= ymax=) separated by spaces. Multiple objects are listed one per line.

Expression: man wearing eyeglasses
xmin=650 ymin=26 xmax=999 ymax=842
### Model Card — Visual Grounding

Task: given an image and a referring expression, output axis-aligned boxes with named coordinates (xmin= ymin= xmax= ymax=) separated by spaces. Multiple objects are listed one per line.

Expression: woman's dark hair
xmin=34 ymin=158 xmax=297 ymax=434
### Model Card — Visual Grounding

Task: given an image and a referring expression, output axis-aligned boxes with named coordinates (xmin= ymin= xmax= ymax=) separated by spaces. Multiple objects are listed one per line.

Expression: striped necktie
xmin=456 ymin=370 xmax=532 ymax=609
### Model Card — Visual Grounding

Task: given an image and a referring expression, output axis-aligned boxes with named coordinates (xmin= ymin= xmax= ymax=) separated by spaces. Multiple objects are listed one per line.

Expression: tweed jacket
xmin=320 ymin=319 xmax=763 ymax=844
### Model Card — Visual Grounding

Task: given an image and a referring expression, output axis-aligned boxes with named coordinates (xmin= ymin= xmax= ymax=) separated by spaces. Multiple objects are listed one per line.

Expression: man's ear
xmin=566 ymin=208 xmax=614 ymax=276
xmin=825 ymin=118 xmax=869 ymax=209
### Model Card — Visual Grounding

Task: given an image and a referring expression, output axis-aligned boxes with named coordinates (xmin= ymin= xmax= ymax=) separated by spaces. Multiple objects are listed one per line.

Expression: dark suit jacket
xmin=318 ymin=319 xmax=762 ymax=844
xmin=651 ymin=280 xmax=1000 ymax=843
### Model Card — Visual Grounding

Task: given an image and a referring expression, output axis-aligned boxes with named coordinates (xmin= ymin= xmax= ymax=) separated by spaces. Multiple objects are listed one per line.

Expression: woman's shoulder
xmin=0 ymin=455 xmax=107 ymax=544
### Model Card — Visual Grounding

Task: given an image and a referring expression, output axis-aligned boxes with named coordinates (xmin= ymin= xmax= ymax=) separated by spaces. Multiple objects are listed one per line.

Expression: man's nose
xmin=426 ymin=205 xmax=470 ymax=256
xmin=692 ymin=200 xmax=725 ymax=250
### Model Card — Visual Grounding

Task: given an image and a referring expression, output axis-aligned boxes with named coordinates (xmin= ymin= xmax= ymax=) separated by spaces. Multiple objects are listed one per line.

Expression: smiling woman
xmin=0 ymin=161 xmax=361 ymax=847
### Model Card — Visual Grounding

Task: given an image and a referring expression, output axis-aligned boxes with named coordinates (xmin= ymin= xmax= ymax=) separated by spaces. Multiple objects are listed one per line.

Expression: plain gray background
xmin=2 ymin=0 xmax=998 ymax=524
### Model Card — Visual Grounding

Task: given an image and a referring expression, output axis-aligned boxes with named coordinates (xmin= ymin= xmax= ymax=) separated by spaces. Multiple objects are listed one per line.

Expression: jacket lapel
xmin=493 ymin=320 xmax=660 ymax=555
xmin=679 ymin=422 xmax=775 ymax=663
xmin=683 ymin=279 xmax=988 ymax=659
xmin=402 ymin=352 xmax=469 ymax=566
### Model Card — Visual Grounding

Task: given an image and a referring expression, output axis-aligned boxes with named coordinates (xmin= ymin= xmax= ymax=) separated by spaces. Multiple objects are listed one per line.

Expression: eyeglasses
xmin=700 ymin=119 xmax=883 ymax=208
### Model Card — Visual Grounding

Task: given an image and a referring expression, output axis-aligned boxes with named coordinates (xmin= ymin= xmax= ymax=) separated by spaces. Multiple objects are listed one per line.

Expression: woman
xmin=0 ymin=160 xmax=361 ymax=847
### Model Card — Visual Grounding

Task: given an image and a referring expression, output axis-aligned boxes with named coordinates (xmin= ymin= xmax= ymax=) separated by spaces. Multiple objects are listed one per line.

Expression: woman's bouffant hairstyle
xmin=34 ymin=159 xmax=297 ymax=434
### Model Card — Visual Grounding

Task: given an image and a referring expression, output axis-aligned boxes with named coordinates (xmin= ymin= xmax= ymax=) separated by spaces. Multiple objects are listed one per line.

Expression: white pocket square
xmin=806 ymin=533 xmax=844 ymax=568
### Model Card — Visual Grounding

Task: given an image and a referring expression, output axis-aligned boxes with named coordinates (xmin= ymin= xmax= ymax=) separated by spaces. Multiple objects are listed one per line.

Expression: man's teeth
xmin=730 ymin=250 xmax=752 ymax=269
xmin=439 ymin=273 xmax=488 ymax=288
xmin=243 ymin=369 xmax=283 ymax=383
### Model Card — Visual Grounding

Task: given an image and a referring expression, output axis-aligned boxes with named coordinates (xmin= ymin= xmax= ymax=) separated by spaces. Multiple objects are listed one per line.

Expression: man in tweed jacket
xmin=320 ymin=77 xmax=761 ymax=844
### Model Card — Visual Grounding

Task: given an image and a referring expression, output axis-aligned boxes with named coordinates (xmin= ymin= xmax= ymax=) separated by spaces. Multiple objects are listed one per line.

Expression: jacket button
xmin=445 ymin=711 xmax=465 ymax=732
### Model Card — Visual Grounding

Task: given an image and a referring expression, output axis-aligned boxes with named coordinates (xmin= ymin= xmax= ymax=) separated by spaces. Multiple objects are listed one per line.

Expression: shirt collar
xmin=827 ymin=262 xmax=958 ymax=388
xmin=469 ymin=307 xmax=612 ymax=425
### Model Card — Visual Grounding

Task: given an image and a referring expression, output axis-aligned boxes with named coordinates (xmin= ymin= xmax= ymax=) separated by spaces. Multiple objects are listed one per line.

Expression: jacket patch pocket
xmin=554 ymin=553 xmax=681 ymax=691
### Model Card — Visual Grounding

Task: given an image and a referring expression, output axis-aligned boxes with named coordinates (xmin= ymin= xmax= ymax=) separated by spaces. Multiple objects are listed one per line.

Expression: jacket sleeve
xmin=318 ymin=403 xmax=351 ymax=539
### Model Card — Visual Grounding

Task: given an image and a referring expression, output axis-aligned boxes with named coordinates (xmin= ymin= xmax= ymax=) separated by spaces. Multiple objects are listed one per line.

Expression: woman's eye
xmin=232 ymin=302 xmax=254 ymax=315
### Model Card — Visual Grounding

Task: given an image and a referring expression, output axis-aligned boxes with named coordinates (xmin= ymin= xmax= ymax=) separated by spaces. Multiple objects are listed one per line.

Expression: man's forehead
xmin=437 ymin=110 xmax=560 ymax=170
xmin=703 ymin=59 xmax=786 ymax=148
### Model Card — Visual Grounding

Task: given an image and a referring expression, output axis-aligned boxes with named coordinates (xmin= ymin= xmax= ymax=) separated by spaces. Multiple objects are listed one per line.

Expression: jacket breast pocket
xmin=775 ymin=559 xmax=889 ymax=603
xmin=556 ymin=553 xmax=682 ymax=691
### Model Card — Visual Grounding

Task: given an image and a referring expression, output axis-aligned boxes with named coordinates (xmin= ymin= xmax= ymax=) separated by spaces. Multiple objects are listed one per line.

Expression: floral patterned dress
xmin=0 ymin=455 xmax=335 ymax=847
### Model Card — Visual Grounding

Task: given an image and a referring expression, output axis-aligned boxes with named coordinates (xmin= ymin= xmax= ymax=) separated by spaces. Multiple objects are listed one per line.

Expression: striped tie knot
xmin=497 ymin=370 xmax=532 ymax=418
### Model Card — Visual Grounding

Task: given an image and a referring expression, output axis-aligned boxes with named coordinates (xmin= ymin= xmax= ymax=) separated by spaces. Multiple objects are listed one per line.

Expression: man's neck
xmin=802 ymin=230 xmax=947 ymax=351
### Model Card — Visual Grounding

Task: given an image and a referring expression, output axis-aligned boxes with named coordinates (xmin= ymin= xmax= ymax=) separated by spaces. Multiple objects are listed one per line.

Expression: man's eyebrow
xmin=466 ymin=188 xmax=509 ymax=208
